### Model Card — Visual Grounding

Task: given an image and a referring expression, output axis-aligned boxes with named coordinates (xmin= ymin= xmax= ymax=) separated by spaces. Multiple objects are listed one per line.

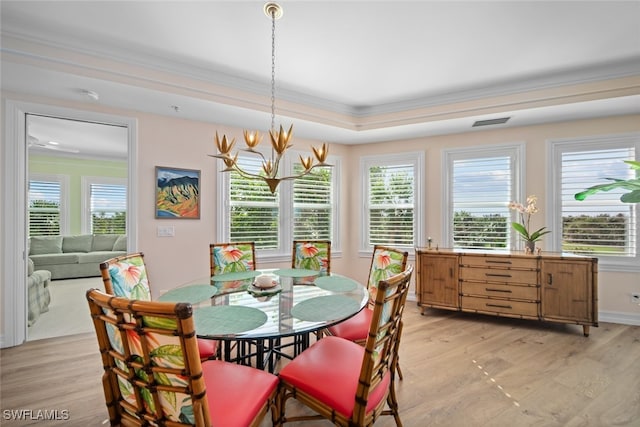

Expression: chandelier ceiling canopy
xmin=209 ymin=2 xmax=331 ymax=194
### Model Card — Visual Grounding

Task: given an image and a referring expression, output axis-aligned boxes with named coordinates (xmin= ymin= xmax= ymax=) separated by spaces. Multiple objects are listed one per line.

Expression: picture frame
xmin=155 ymin=166 xmax=201 ymax=219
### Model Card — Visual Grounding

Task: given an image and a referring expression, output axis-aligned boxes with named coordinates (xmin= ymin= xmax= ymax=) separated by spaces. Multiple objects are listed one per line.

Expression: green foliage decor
xmin=574 ymin=160 xmax=640 ymax=204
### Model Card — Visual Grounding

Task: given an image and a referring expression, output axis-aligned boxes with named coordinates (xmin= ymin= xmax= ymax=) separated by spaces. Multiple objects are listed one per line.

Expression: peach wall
xmin=2 ymin=91 xmax=639 ymax=330
xmin=346 ymin=115 xmax=640 ymax=319
xmin=133 ymin=113 xmax=354 ymax=291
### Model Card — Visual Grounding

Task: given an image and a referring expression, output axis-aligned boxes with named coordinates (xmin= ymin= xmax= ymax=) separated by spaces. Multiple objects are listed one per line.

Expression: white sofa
xmin=28 ymin=234 xmax=127 ymax=280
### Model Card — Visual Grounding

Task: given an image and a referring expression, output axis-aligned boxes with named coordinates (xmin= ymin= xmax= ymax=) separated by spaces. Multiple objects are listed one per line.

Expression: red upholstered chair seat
xmin=198 ymin=338 xmax=218 ymax=360
xmin=203 ymin=360 xmax=279 ymax=426
xmin=326 ymin=308 xmax=372 ymax=343
xmin=278 ymin=336 xmax=391 ymax=419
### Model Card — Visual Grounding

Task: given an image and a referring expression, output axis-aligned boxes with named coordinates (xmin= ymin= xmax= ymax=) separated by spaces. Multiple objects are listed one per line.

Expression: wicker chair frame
xmin=100 ymin=252 xmax=147 ymax=297
xmin=87 ymin=288 xmax=212 ymax=426
xmin=277 ymin=265 xmax=414 ymax=427
xmin=100 ymin=252 xmax=218 ymax=362
xmin=326 ymin=245 xmax=409 ymax=378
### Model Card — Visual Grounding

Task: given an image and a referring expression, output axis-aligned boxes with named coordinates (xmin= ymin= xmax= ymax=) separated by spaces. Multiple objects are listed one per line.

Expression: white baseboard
xmin=598 ymin=310 xmax=640 ymax=326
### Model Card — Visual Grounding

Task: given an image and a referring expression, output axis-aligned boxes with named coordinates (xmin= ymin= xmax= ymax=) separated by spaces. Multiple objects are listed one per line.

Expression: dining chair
xmin=209 ymin=242 xmax=258 ymax=363
xmin=291 ymin=239 xmax=331 ymax=341
xmin=277 ymin=265 xmax=414 ymax=426
xmin=291 ymin=240 xmax=331 ymax=274
xmin=86 ymin=288 xmax=279 ymax=427
xmin=209 ymin=241 xmax=256 ymax=276
xmin=100 ymin=252 xmax=218 ymax=361
xmin=325 ymin=245 xmax=409 ymax=378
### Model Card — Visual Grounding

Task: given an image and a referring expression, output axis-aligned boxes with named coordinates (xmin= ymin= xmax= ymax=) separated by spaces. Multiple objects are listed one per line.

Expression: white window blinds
xmin=223 ymin=151 xmax=338 ymax=255
xmin=90 ymin=183 xmax=127 ymax=234
xmin=367 ymin=164 xmax=415 ymax=247
xmin=29 ymin=179 xmax=61 ymax=236
xmin=561 ymin=147 xmax=636 ymax=257
xmin=229 ymin=156 xmax=279 ymax=249
xmin=293 ymin=165 xmax=332 ymax=241
xmin=452 ymin=156 xmax=511 ymax=249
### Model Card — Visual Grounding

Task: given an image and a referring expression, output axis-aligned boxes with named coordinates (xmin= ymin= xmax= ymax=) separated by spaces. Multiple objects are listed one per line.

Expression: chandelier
xmin=209 ymin=2 xmax=331 ymax=194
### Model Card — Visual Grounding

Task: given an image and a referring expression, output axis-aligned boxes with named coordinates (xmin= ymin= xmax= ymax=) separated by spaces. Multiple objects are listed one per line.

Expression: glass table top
xmin=159 ymin=269 xmax=368 ymax=340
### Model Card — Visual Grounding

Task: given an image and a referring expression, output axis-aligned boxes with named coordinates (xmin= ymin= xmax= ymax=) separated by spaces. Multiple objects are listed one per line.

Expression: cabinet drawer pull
xmin=485 ymin=288 xmax=512 ymax=293
xmin=485 ymin=259 xmax=512 ymax=265
xmin=486 ymin=303 xmax=512 ymax=309
xmin=485 ymin=273 xmax=512 ymax=278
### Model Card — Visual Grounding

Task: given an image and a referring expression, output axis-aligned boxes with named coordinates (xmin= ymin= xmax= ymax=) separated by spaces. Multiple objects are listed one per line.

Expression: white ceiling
xmin=2 ymin=1 xmax=640 ymax=159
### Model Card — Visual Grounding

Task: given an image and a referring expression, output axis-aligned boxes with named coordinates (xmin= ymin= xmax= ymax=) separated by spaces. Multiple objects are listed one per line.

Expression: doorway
xmin=1 ymin=100 xmax=137 ymax=348
xmin=26 ymin=114 xmax=128 ymax=341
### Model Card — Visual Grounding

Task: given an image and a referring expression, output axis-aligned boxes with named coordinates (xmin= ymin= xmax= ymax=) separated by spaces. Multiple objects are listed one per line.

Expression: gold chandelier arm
xmin=208 ymin=2 xmax=334 ymax=195
xmin=230 ymin=166 xmax=268 ymax=181
xmin=278 ymin=163 xmax=333 ymax=181
xmin=239 ymin=148 xmax=268 ymax=163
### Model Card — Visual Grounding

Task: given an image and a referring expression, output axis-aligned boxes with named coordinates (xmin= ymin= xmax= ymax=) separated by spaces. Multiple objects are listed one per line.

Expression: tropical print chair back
xmin=210 ymin=242 xmax=255 ymax=276
xmin=354 ymin=265 xmax=413 ymax=422
xmin=87 ymin=288 xmax=210 ymax=426
xmin=366 ymin=245 xmax=408 ymax=305
xmin=101 ymin=252 xmax=151 ymax=301
xmin=292 ymin=240 xmax=331 ymax=274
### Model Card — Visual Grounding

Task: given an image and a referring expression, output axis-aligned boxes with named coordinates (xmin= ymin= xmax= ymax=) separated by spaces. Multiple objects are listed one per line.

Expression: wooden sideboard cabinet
xmin=415 ymin=248 xmax=598 ymax=336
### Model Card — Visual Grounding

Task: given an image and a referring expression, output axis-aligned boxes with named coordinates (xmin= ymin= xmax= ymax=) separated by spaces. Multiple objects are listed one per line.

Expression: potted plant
xmin=509 ymin=195 xmax=551 ymax=253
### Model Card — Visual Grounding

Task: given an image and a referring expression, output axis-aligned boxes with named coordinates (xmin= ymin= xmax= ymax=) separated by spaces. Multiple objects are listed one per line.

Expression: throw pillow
xmin=92 ymin=234 xmax=119 ymax=251
xmin=62 ymin=235 xmax=93 ymax=253
xmin=29 ymin=236 xmax=63 ymax=255
xmin=113 ymin=235 xmax=127 ymax=251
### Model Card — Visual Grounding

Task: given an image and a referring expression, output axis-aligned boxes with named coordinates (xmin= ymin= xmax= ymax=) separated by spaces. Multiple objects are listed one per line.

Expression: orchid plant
xmin=508 ymin=195 xmax=551 ymax=243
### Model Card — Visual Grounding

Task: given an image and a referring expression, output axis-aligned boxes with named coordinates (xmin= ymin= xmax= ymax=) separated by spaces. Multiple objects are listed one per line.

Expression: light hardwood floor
xmin=2 ymin=303 xmax=639 ymax=426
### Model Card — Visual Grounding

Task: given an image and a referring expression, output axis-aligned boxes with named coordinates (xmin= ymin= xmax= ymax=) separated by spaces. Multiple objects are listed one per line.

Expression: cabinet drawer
xmin=461 ymin=282 xmax=538 ymax=301
xmin=461 ymin=255 xmax=537 ymax=269
xmin=461 ymin=296 xmax=539 ymax=317
xmin=460 ymin=266 xmax=538 ymax=285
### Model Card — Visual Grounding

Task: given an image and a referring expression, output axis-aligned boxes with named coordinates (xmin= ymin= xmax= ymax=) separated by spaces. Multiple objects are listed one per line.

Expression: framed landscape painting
xmin=155 ymin=166 xmax=201 ymax=219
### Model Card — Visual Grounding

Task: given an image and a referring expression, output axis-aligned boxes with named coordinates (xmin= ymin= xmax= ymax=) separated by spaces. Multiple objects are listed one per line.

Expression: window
xmin=361 ymin=152 xmax=423 ymax=251
xmin=28 ymin=174 xmax=68 ymax=236
xmin=549 ymin=133 xmax=639 ymax=271
xmin=293 ymin=164 xmax=333 ymax=241
xmin=444 ymin=144 xmax=524 ymax=250
xmin=83 ymin=177 xmax=127 ymax=234
xmin=228 ymin=155 xmax=280 ymax=249
xmin=218 ymin=150 xmax=338 ymax=258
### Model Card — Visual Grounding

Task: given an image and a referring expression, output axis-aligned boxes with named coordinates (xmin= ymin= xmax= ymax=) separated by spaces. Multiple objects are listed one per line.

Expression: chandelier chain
xmin=270 ymin=7 xmax=276 ymax=133
xmin=209 ymin=2 xmax=331 ymax=194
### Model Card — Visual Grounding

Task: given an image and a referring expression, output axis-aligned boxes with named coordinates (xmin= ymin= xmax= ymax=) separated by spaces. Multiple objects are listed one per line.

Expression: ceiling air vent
xmin=472 ymin=117 xmax=510 ymax=127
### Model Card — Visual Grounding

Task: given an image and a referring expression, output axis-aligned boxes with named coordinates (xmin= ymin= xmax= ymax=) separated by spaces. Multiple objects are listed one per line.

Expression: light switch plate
xmin=157 ymin=226 xmax=175 ymax=237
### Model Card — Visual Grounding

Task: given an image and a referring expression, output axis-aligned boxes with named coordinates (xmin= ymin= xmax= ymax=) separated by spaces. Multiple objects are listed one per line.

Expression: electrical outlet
xmin=632 ymin=293 xmax=640 ymax=304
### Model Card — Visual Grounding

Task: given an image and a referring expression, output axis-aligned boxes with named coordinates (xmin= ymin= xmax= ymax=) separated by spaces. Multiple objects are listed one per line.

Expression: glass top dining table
xmin=158 ymin=268 xmax=368 ymax=371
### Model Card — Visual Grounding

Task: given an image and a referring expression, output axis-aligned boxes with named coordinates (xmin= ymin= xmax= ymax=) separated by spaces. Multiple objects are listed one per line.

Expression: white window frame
xmin=216 ymin=149 xmax=340 ymax=261
xmin=28 ymin=173 xmax=70 ymax=236
xmin=547 ymin=132 xmax=639 ymax=272
xmin=81 ymin=176 xmax=127 ymax=234
xmin=443 ymin=143 xmax=525 ymax=250
xmin=359 ymin=151 xmax=424 ymax=255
